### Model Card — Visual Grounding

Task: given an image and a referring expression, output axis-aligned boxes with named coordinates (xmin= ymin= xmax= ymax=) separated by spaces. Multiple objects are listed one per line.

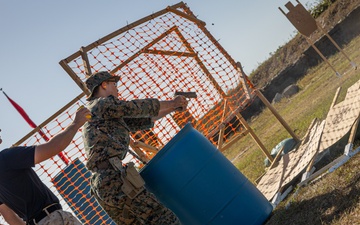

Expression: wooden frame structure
xmin=58 ymin=1 xmax=299 ymax=164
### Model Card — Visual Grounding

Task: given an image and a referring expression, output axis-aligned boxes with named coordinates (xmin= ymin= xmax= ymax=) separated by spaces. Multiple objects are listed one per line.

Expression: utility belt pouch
xmin=126 ymin=162 xmax=145 ymax=188
xmin=121 ymin=162 xmax=145 ymax=199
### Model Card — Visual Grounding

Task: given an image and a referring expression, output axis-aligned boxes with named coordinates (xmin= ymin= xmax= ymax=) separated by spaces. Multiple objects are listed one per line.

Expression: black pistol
xmin=174 ymin=91 xmax=197 ymax=111
xmin=174 ymin=91 xmax=197 ymax=99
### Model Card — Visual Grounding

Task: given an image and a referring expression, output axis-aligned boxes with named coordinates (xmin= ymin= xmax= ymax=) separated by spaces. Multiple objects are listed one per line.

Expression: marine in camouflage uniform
xmin=82 ymin=71 xmax=185 ymax=225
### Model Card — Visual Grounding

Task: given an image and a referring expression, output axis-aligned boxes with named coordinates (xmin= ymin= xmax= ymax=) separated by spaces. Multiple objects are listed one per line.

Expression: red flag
xmin=1 ymin=89 xmax=69 ymax=164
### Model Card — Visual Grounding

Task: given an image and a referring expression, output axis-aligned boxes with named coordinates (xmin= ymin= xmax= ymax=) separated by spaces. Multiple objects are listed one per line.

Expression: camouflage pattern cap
xmin=85 ymin=71 xmax=120 ymax=100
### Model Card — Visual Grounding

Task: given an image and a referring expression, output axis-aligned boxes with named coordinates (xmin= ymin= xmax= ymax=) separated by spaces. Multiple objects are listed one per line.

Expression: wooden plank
xmin=180 ymin=2 xmax=239 ymax=77
xmin=330 ymin=87 xmax=342 ymax=109
xmin=132 ymin=141 xmax=159 ymax=153
xmin=269 ymin=146 xmax=286 ymax=169
xmin=255 ymin=89 xmax=300 ymax=142
xmin=129 ymin=140 xmax=150 ymax=163
xmin=348 ymin=116 xmax=360 ymax=144
xmin=220 ymin=130 xmax=249 ymax=152
xmin=302 ymin=118 xmax=318 ymax=143
xmin=317 ymin=23 xmax=355 ymax=65
xmin=142 ymin=49 xmax=196 ymax=57
xmin=306 ymin=37 xmax=341 ymax=76
xmin=80 ymin=46 xmax=92 ymax=77
xmin=206 ymin=106 xmax=242 ymax=139
xmin=275 ymin=154 xmax=290 ymax=193
xmin=173 ymin=27 xmax=227 ymax=98
xmin=236 ymin=62 xmax=253 ymax=99
xmin=303 ymin=119 xmax=322 ymax=173
xmin=110 ymin=26 xmax=178 ymax=73
xmin=236 ymin=112 xmax=273 ymax=161
xmin=61 ymin=2 xmax=186 ymax=63
xmin=254 ymin=171 xmax=266 ymax=185
xmin=59 ymin=60 xmax=90 ymax=95
xmin=217 ymin=100 xmax=228 ymax=149
xmin=167 ymin=6 xmax=206 ymax=26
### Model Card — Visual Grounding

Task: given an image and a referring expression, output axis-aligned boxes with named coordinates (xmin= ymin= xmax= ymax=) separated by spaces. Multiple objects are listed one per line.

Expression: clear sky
xmin=0 ymin=0 xmax=318 ymax=148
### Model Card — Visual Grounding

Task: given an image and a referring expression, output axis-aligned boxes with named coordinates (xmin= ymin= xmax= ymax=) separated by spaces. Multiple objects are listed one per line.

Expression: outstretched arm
xmin=34 ymin=107 xmax=90 ymax=164
xmin=152 ymin=95 xmax=188 ymax=121
xmin=0 ymin=204 xmax=25 ymax=225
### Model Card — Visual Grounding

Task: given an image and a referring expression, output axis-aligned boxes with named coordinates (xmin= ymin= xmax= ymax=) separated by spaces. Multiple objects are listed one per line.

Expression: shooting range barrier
xmin=1 ymin=2 xmax=306 ymax=224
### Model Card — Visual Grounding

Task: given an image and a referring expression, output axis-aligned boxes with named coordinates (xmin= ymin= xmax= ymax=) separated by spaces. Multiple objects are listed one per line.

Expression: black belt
xmin=27 ymin=203 xmax=62 ymax=225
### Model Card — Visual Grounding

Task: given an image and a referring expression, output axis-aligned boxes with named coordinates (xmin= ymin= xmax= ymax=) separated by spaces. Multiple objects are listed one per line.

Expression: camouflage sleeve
xmin=123 ymin=118 xmax=154 ymax=131
xmin=122 ymin=98 xmax=160 ymax=118
xmin=96 ymin=96 xmax=160 ymax=120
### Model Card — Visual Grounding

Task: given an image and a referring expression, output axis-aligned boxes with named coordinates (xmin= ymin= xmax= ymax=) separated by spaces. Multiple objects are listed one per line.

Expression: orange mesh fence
xmin=1 ymin=2 xmax=257 ymax=224
xmin=60 ymin=2 xmax=256 ymax=148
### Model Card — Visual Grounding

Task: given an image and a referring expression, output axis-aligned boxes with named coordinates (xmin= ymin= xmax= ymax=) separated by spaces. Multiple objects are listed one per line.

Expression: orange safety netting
xmin=1 ymin=2 xmax=257 ymax=224
xmin=60 ymin=2 xmax=256 ymax=152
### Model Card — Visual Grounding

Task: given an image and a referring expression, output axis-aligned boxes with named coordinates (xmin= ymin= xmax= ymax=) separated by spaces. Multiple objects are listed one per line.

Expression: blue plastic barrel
xmin=140 ymin=123 xmax=273 ymax=225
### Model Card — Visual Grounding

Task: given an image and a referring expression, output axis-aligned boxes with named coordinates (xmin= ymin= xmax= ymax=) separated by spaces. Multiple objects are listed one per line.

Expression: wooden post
xmin=59 ymin=60 xmax=90 ymax=95
xmin=275 ymin=153 xmax=290 ymax=191
xmin=132 ymin=141 xmax=159 ymax=153
xmin=80 ymin=46 xmax=92 ymax=77
xmin=60 ymin=2 xmax=187 ymax=64
xmin=174 ymin=28 xmax=227 ymax=97
xmin=236 ymin=112 xmax=274 ymax=162
xmin=234 ymin=60 xmax=300 ymax=156
xmin=217 ymin=100 xmax=228 ymax=149
xmin=236 ymin=62 xmax=253 ymax=100
xmin=348 ymin=116 xmax=360 ymax=146
xmin=329 ymin=87 xmax=342 ymax=109
xmin=129 ymin=140 xmax=150 ymax=163
xmin=254 ymin=89 xmax=300 ymax=142
xmin=110 ymin=26 xmax=178 ymax=73
xmin=220 ymin=130 xmax=249 ymax=152
xmin=269 ymin=146 xmax=286 ymax=169
xmin=317 ymin=24 xmax=357 ymax=70
xmin=305 ymin=37 xmax=341 ymax=77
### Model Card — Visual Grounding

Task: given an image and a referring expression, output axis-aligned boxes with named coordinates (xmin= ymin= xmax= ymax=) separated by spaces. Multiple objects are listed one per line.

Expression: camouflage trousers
xmin=92 ymin=170 xmax=180 ymax=225
xmin=37 ymin=210 xmax=82 ymax=225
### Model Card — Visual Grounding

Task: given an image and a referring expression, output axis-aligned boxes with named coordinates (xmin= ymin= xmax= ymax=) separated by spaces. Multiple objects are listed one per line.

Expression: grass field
xmin=224 ymin=30 xmax=360 ymax=224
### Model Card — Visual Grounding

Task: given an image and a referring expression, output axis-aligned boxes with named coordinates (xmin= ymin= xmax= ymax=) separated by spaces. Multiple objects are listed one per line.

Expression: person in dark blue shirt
xmin=0 ymin=106 xmax=90 ymax=225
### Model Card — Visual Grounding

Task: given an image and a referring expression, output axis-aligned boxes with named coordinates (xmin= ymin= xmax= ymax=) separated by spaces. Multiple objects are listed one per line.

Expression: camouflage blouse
xmin=82 ymin=95 xmax=160 ymax=171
